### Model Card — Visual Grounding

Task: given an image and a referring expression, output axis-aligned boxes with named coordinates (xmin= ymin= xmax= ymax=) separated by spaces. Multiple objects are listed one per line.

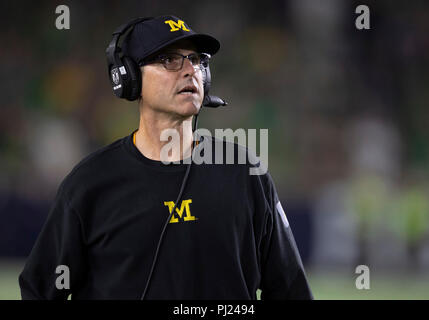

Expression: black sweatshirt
xmin=19 ymin=129 xmax=313 ymax=300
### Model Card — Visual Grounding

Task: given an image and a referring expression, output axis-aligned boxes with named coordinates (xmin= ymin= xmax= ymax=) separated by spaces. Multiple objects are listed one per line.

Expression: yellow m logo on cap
xmin=164 ymin=19 xmax=190 ymax=32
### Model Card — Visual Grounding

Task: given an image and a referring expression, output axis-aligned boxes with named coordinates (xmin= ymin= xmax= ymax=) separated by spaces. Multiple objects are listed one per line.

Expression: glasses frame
xmin=139 ymin=52 xmax=211 ymax=71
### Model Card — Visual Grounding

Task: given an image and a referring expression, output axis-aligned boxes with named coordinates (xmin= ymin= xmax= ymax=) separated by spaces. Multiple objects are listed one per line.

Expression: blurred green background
xmin=1 ymin=0 xmax=429 ymax=299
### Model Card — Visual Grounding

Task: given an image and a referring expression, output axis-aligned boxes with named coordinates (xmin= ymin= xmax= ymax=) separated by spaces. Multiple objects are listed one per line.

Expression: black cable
xmin=140 ymin=112 xmax=200 ymax=300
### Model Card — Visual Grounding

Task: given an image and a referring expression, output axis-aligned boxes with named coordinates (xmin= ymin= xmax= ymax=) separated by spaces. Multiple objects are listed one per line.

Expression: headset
xmin=106 ymin=17 xmax=227 ymax=300
xmin=106 ymin=17 xmax=223 ymax=103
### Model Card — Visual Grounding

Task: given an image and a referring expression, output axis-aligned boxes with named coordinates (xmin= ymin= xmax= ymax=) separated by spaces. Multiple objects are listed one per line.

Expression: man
xmin=19 ymin=15 xmax=313 ymax=300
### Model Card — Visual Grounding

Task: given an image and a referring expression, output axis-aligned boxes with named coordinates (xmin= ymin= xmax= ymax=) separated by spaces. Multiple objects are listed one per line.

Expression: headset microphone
xmin=203 ymin=95 xmax=228 ymax=108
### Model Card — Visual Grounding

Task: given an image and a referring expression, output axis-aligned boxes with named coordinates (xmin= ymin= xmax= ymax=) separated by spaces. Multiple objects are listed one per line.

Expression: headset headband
xmin=106 ymin=17 xmax=154 ymax=68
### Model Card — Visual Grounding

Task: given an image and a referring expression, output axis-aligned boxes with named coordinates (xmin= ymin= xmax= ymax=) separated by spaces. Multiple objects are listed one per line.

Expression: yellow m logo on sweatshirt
xmin=164 ymin=199 xmax=197 ymax=223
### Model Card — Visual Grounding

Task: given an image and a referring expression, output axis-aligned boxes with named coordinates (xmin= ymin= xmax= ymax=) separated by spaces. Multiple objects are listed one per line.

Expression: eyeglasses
xmin=140 ymin=52 xmax=211 ymax=71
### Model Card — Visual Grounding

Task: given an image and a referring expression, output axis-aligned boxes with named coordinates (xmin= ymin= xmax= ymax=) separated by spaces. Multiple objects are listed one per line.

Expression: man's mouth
xmin=177 ymin=85 xmax=198 ymax=95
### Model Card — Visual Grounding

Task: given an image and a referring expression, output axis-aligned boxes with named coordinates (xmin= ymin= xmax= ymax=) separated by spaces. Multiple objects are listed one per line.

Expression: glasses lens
xmin=160 ymin=53 xmax=182 ymax=70
xmin=188 ymin=54 xmax=200 ymax=66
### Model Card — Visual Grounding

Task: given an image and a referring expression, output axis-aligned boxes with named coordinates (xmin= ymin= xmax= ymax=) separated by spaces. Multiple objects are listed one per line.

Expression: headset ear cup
xmin=122 ymin=56 xmax=142 ymax=101
xmin=203 ymin=65 xmax=211 ymax=97
xmin=109 ymin=65 xmax=125 ymax=99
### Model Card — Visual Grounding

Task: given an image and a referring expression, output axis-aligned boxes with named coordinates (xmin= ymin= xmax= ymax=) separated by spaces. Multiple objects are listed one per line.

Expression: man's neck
xmin=134 ymin=108 xmax=194 ymax=162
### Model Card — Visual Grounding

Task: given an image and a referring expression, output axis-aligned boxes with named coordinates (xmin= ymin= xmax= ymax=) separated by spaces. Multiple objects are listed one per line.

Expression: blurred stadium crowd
xmin=1 ymin=0 xmax=429 ymax=277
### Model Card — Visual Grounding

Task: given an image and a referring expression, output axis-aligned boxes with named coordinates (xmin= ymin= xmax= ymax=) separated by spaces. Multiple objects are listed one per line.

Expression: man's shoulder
xmin=60 ymin=136 xmax=126 ymax=190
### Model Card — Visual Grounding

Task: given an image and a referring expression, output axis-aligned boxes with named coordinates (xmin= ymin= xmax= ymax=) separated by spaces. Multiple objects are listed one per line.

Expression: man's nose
xmin=182 ymin=57 xmax=198 ymax=76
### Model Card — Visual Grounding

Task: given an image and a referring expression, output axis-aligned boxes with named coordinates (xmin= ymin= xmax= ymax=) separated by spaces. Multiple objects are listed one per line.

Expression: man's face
xmin=140 ymin=40 xmax=205 ymax=118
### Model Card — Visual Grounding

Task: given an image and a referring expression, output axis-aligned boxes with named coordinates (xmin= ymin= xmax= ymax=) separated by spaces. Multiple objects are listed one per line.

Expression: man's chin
xmin=176 ymin=100 xmax=202 ymax=116
xmin=183 ymin=105 xmax=201 ymax=117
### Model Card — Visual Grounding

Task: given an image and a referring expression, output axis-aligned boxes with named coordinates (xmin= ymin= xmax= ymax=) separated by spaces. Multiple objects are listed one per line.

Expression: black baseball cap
xmin=122 ymin=15 xmax=220 ymax=65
